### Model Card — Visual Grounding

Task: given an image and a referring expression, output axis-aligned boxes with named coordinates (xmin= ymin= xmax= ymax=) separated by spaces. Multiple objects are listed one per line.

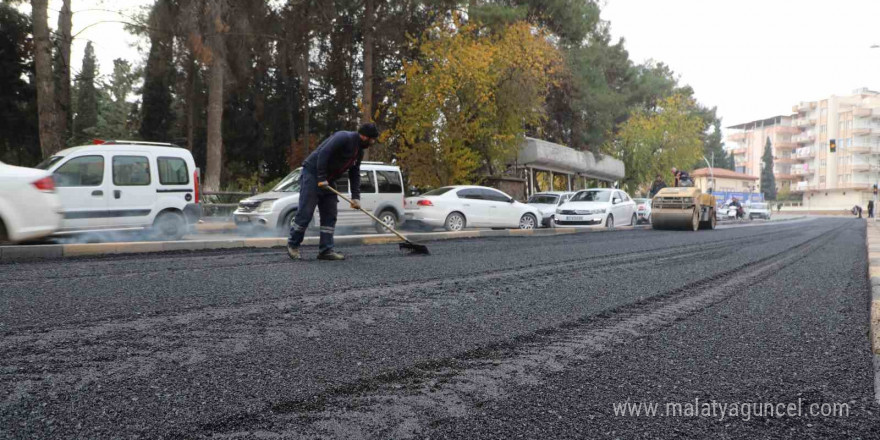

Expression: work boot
xmin=287 ymin=245 xmax=301 ymax=260
xmin=317 ymin=250 xmax=345 ymax=261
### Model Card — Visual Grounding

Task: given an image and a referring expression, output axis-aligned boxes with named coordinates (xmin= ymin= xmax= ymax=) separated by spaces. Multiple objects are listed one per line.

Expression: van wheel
xmin=152 ymin=211 xmax=187 ymax=241
xmin=375 ymin=210 xmax=398 ymax=234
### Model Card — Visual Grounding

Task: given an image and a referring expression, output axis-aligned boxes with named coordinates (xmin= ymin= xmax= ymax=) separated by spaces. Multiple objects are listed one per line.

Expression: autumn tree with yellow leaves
xmin=605 ymin=94 xmax=705 ymax=195
xmin=389 ymin=20 xmax=561 ymax=188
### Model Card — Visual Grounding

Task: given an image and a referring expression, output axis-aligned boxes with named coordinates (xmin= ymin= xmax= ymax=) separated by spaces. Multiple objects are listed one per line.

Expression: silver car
xmin=526 ymin=192 xmax=575 ymax=227
xmin=233 ymin=163 xmax=406 ymax=234
xmin=748 ymin=202 xmax=771 ymax=220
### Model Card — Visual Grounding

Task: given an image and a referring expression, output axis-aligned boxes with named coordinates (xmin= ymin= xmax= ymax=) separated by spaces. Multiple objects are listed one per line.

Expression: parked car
xmin=36 ymin=141 xmax=200 ymax=240
xmin=0 ymin=161 xmax=62 ymax=243
xmin=633 ymin=198 xmax=652 ymax=224
xmin=554 ymin=188 xmax=637 ymax=228
xmin=405 ymin=185 xmax=541 ymax=231
xmin=749 ymin=202 xmax=771 ymax=220
xmin=234 ymin=162 xmax=406 ymax=234
xmin=526 ymin=191 xmax=574 ymax=227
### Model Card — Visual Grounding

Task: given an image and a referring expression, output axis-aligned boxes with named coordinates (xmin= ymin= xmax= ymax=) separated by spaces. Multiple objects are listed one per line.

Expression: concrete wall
xmin=519 ymin=138 xmax=625 ymax=181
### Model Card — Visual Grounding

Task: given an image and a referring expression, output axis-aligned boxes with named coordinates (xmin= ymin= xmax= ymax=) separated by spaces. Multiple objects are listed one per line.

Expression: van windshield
xmin=272 ymin=169 xmax=301 ymax=192
xmin=528 ymin=194 xmax=559 ymax=204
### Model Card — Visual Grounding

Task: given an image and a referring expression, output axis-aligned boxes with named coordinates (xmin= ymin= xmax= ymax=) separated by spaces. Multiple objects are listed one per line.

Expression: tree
xmin=97 ymin=59 xmax=139 ymax=139
xmin=391 ymin=20 xmax=560 ymax=187
xmin=606 ymin=94 xmax=704 ymax=195
xmin=0 ymin=3 xmax=40 ymax=165
xmin=694 ymin=118 xmax=733 ymax=171
xmin=31 ymin=0 xmax=62 ymax=157
xmin=139 ymin=0 xmax=176 ymax=142
xmin=204 ymin=0 xmax=228 ymax=191
xmin=761 ymin=136 xmax=777 ymax=200
xmin=54 ymin=0 xmax=72 ymax=145
xmin=73 ymin=42 xmax=99 ymax=144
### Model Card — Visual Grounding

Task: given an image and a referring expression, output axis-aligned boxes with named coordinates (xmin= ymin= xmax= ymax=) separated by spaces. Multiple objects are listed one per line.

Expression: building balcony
xmin=794 ymin=102 xmax=815 ymax=113
xmin=854 ymin=108 xmax=874 ymax=118
xmin=731 ymin=147 xmax=747 ymax=155
xmin=774 ymin=173 xmax=797 ymax=180
xmin=851 ymin=164 xmax=877 ymax=172
xmin=850 ymin=145 xmax=872 ymax=154
xmin=776 ymin=126 xmax=801 ymax=135
xmin=795 ymin=118 xmax=817 ymax=127
xmin=841 ymin=183 xmax=872 ymax=190
xmin=775 ymin=141 xmax=797 ymax=149
xmin=727 ymin=132 xmax=747 ymax=142
xmin=774 ymin=156 xmax=796 ymax=164
xmin=793 ymin=133 xmax=816 ymax=143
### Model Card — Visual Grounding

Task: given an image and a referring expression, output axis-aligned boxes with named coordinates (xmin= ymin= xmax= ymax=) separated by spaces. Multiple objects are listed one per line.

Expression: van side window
xmin=359 ymin=170 xmax=376 ymax=193
xmin=376 ymin=171 xmax=403 ymax=193
xmin=54 ymin=155 xmax=104 ymax=187
xmin=335 ymin=177 xmax=350 ymax=193
xmin=113 ymin=156 xmax=151 ymax=186
xmin=158 ymin=157 xmax=189 ymax=185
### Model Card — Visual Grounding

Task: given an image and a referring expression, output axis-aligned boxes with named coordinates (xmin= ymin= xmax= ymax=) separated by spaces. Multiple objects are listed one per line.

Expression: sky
xmin=603 ymin=0 xmax=880 ymax=133
xmin=19 ymin=0 xmax=880 ymax=137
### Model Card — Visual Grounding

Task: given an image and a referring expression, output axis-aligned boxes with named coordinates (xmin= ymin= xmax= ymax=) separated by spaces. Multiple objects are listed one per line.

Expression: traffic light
xmin=830 ymin=139 xmax=837 ymax=153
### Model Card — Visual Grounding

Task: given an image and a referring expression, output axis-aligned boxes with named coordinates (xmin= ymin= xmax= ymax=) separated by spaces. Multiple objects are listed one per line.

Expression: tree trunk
xmin=301 ymin=41 xmax=310 ymax=155
xmin=56 ymin=0 xmax=72 ymax=146
xmin=32 ymin=0 xmax=61 ymax=157
xmin=185 ymin=53 xmax=197 ymax=152
xmin=205 ymin=57 xmax=224 ymax=191
xmin=362 ymin=0 xmax=374 ymax=124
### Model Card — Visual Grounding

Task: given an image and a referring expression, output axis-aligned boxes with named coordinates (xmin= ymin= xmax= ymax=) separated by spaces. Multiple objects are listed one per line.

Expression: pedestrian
xmin=671 ymin=167 xmax=691 ymax=187
xmin=287 ymin=123 xmax=381 ymax=261
xmin=777 ymin=202 xmax=782 ymax=213
xmin=649 ymin=174 xmax=667 ymax=197
xmin=869 ymin=200 xmax=874 ymax=218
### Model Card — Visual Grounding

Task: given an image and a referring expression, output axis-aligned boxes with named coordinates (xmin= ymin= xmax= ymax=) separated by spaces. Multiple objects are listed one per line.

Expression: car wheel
xmin=375 ymin=210 xmax=398 ymax=234
xmin=0 ymin=219 xmax=8 ymax=245
xmin=281 ymin=210 xmax=297 ymax=232
xmin=630 ymin=213 xmax=637 ymax=226
xmin=605 ymin=214 xmax=614 ymax=228
xmin=152 ymin=211 xmax=187 ymax=241
xmin=519 ymin=213 xmax=537 ymax=230
xmin=444 ymin=212 xmax=466 ymax=232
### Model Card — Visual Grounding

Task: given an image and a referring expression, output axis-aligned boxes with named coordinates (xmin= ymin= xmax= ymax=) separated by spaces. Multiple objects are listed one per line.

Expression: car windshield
xmin=752 ymin=203 xmax=768 ymax=209
xmin=272 ymin=169 xmax=301 ymax=192
xmin=528 ymin=194 xmax=559 ymax=204
xmin=422 ymin=187 xmax=454 ymax=196
xmin=35 ymin=156 xmax=63 ymax=170
xmin=571 ymin=190 xmax=610 ymax=202
xmin=634 ymin=198 xmax=648 ymax=204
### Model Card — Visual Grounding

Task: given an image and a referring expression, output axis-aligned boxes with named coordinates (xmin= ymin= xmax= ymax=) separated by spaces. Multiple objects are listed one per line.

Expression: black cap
xmin=358 ymin=122 xmax=380 ymax=139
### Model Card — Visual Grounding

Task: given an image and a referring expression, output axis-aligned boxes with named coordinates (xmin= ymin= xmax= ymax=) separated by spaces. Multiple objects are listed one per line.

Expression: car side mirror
xmin=508 ymin=198 xmax=515 ymax=203
xmin=612 ymin=198 xmax=620 ymax=204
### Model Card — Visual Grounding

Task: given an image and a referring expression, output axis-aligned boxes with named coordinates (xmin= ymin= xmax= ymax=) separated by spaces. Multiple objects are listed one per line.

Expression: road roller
xmin=651 ymin=186 xmax=717 ymax=231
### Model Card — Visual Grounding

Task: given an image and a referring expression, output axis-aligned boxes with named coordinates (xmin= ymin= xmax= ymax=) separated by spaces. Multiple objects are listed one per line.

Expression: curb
xmin=867 ymin=221 xmax=880 ymax=404
xmin=0 ymin=225 xmax=651 ymax=262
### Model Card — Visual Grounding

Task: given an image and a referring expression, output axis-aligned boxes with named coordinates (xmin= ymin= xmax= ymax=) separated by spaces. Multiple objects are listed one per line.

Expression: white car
xmin=0 ymin=161 xmax=62 ymax=243
xmin=526 ymin=191 xmax=574 ymax=227
xmin=554 ymin=188 xmax=637 ymax=228
xmin=749 ymin=202 xmax=771 ymax=220
xmin=405 ymin=185 xmax=541 ymax=231
xmin=234 ymin=163 xmax=406 ymax=234
xmin=633 ymin=198 xmax=652 ymax=224
xmin=36 ymin=141 xmax=200 ymax=240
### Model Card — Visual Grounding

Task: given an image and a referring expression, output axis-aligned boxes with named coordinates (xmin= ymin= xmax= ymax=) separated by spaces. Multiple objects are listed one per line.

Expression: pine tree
xmin=73 ymin=42 xmax=99 ymax=144
xmin=139 ymin=0 xmax=175 ymax=142
xmin=761 ymin=137 xmax=777 ymax=200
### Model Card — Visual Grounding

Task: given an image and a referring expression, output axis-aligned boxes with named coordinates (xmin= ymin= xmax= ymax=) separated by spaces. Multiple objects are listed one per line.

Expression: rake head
xmin=399 ymin=241 xmax=430 ymax=255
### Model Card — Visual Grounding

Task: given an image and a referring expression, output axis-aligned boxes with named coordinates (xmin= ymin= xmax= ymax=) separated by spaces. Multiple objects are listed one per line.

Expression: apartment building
xmin=726 ymin=88 xmax=880 ymax=209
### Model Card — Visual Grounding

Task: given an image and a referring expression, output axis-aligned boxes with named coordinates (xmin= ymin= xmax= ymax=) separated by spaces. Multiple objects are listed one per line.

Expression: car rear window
xmin=528 ymin=194 xmax=559 ymax=204
xmin=158 ymin=157 xmax=189 ymax=185
xmin=422 ymin=187 xmax=453 ymax=196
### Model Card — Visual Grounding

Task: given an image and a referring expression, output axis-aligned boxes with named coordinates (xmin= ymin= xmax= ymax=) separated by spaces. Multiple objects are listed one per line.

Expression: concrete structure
xmin=727 ymin=88 xmax=880 ymax=209
xmin=514 ymin=137 xmax=625 ymax=197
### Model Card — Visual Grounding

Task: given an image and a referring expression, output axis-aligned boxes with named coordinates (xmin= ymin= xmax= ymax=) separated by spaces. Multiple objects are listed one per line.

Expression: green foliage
xmin=761 ymin=137 xmax=777 ymax=200
xmin=73 ymin=42 xmax=99 ymax=145
xmin=605 ymin=94 xmax=705 ymax=195
xmin=96 ymin=59 xmax=139 ymax=140
xmin=0 ymin=4 xmax=40 ymax=166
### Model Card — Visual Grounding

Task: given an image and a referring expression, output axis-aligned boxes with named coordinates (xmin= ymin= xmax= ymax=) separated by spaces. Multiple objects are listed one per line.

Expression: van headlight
xmin=257 ymin=200 xmax=276 ymax=213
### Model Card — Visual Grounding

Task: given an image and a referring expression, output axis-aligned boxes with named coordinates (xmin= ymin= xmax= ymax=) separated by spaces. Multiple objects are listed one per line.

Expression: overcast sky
xmin=603 ymin=0 xmax=880 ymax=132
xmin=23 ymin=0 xmax=880 ymax=136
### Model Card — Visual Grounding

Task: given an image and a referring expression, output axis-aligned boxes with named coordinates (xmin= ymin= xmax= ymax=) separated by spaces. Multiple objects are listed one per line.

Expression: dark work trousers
xmin=288 ymin=167 xmax=338 ymax=253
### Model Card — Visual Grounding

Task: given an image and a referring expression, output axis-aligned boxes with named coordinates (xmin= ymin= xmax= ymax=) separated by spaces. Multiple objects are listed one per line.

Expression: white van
xmin=234 ymin=162 xmax=405 ymax=234
xmin=36 ymin=141 xmax=200 ymax=240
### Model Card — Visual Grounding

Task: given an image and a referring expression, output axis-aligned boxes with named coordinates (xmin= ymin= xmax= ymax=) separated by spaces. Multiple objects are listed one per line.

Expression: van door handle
xmin=91 ymin=190 xmax=103 ymax=197
xmin=114 ymin=190 xmax=121 ymax=199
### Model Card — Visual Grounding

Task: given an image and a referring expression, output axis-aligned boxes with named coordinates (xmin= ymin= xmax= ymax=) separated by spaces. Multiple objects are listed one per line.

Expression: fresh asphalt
xmin=1 ymin=217 xmax=877 ymax=439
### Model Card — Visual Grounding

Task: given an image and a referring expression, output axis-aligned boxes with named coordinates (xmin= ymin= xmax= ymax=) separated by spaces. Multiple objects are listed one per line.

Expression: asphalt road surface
xmin=2 ymin=218 xmax=878 ymax=439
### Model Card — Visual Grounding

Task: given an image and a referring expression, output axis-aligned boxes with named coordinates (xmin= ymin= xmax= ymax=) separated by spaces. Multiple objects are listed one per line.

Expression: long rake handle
xmin=323 ymin=185 xmax=411 ymax=243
